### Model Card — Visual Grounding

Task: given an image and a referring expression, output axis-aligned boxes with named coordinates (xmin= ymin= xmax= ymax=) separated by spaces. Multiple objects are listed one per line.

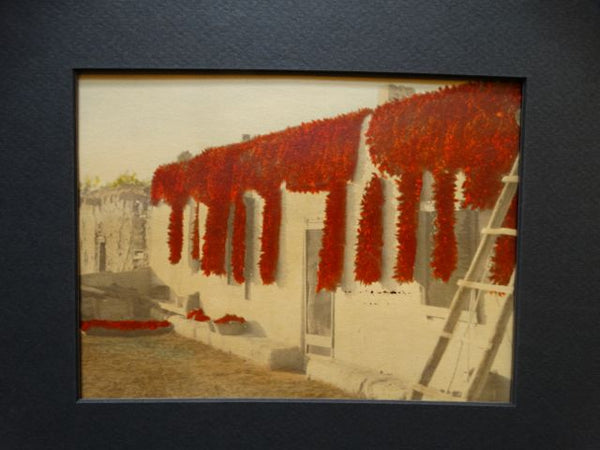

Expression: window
xmin=243 ymin=196 xmax=256 ymax=300
xmin=416 ymin=208 xmax=484 ymax=321
xmin=98 ymin=241 xmax=106 ymax=272
xmin=226 ymin=204 xmax=237 ymax=285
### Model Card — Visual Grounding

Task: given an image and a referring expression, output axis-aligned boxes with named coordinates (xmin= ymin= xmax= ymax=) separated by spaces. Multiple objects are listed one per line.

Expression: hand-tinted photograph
xmin=78 ymin=74 xmax=521 ymax=402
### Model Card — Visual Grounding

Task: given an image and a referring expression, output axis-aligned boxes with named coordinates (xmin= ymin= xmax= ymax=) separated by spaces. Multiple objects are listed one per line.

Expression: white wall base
xmin=306 ymin=356 xmax=409 ymax=400
xmin=169 ymin=315 xmax=304 ymax=371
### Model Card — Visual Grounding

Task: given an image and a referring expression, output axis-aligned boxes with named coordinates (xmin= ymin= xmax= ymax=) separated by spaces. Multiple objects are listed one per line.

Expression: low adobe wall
xmin=80 ymin=267 xmax=157 ymax=295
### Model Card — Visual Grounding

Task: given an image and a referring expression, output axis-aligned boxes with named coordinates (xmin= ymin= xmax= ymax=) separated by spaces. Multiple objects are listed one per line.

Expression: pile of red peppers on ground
xmin=186 ymin=308 xmax=211 ymax=322
xmin=213 ymin=314 xmax=246 ymax=325
xmin=80 ymin=320 xmax=171 ymax=332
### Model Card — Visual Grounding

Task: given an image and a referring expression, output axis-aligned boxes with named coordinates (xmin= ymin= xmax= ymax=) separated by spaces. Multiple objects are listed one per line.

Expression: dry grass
xmin=81 ymin=332 xmax=353 ymax=399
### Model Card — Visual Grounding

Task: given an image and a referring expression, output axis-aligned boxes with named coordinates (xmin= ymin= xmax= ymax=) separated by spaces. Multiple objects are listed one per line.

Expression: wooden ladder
xmin=410 ymin=155 xmax=519 ymax=402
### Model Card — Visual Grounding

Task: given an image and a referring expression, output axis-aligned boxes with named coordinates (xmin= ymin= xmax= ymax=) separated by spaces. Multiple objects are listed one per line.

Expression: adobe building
xmin=79 ymin=184 xmax=150 ymax=275
xmin=147 ymin=82 xmax=520 ymax=401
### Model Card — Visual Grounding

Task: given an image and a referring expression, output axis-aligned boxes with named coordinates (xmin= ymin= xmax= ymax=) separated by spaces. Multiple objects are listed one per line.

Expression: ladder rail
xmin=465 ymin=272 xmax=515 ymax=400
xmin=459 ymin=155 xmax=519 ymax=289
xmin=411 ymin=156 xmax=519 ymax=401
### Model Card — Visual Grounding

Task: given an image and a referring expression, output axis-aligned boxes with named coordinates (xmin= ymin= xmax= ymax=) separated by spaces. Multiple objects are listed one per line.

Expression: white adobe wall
xmin=332 ymin=289 xmax=513 ymax=390
xmin=149 ymin=188 xmax=328 ymax=348
xmin=148 ymin=111 xmax=513 ymax=393
xmin=79 ymin=201 xmax=97 ymax=274
xmin=332 ymin=113 xmax=513 ymax=389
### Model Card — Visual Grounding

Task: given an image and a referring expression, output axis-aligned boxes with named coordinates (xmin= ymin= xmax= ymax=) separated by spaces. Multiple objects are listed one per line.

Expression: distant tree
xmin=177 ymin=150 xmax=193 ymax=162
xmin=107 ymin=171 xmax=148 ymax=188
xmin=80 ymin=175 xmax=101 ymax=192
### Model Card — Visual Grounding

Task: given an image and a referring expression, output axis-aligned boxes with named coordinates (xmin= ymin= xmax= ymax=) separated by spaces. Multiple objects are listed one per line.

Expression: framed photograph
xmin=77 ymin=73 xmax=520 ymax=404
xmin=2 ymin=1 xmax=598 ymax=448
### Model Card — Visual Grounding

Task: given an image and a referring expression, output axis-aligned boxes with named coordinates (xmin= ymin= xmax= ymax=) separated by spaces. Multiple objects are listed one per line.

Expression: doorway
xmin=98 ymin=241 xmax=106 ymax=272
xmin=304 ymin=228 xmax=334 ymax=357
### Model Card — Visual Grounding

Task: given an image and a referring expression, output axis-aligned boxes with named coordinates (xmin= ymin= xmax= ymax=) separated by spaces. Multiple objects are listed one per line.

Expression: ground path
xmin=81 ymin=332 xmax=352 ymax=399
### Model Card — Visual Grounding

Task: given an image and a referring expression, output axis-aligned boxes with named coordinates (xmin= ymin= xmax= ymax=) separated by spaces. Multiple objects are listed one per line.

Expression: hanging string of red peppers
xmin=152 ymin=81 xmax=520 ymax=290
xmin=355 ymin=174 xmax=384 ymax=284
xmin=490 ymin=196 xmax=518 ymax=285
xmin=150 ymin=162 xmax=189 ymax=264
xmin=191 ymin=202 xmax=200 ymax=261
xmin=431 ymin=168 xmax=458 ymax=282
xmin=152 ymin=109 xmax=371 ymax=289
xmin=393 ymin=172 xmax=423 ymax=282
xmin=366 ymin=81 xmax=521 ymax=284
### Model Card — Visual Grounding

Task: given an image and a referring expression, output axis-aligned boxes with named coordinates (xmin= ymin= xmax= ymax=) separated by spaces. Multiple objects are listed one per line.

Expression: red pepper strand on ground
xmin=187 ymin=309 xmax=211 ymax=322
xmin=214 ymin=314 xmax=245 ymax=324
xmin=80 ymin=320 xmax=171 ymax=331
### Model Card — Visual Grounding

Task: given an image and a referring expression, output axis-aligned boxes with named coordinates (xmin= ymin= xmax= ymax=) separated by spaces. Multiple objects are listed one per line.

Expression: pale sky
xmin=77 ymin=74 xmax=458 ymax=183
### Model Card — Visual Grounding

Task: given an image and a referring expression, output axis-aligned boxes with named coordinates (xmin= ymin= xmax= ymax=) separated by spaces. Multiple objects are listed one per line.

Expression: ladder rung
xmin=441 ymin=332 xmax=492 ymax=351
xmin=411 ymin=384 xmax=462 ymax=401
xmin=482 ymin=227 xmax=517 ymax=237
xmin=441 ymin=331 xmax=453 ymax=339
xmin=414 ymin=157 xmax=519 ymax=402
xmin=457 ymin=279 xmax=513 ymax=295
xmin=456 ymin=336 xmax=492 ymax=350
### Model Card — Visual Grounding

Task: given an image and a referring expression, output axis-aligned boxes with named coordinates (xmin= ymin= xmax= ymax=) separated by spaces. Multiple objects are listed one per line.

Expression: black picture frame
xmin=1 ymin=1 xmax=598 ymax=448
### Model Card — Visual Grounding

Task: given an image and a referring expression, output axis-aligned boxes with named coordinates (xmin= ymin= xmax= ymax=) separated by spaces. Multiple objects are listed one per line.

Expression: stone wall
xmin=79 ymin=185 xmax=150 ymax=274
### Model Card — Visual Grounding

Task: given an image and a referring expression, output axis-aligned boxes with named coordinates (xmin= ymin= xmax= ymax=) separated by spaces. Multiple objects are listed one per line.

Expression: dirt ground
xmin=80 ymin=332 xmax=352 ymax=399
